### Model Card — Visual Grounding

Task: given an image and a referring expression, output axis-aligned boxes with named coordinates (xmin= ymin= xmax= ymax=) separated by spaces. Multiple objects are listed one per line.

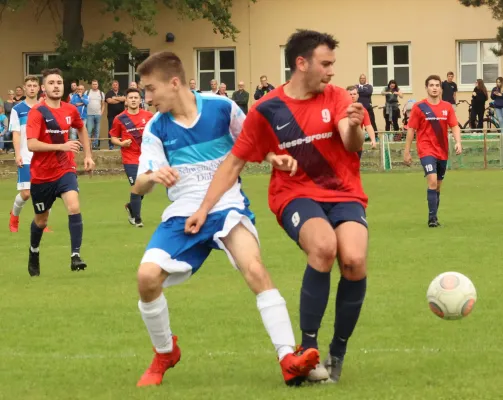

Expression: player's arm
xmin=448 ymin=106 xmax=462 ymax=155
xmin=365 ymin=124 xmax=377 ymax=148
xmin=403 ymin=127 xmax=415 ymax=166
xmin=26 ymin=109 xmax=77 ymax=152
xmin=338 ymin=104 xmax=365 ymax=152
xmin=134 ymin=121 xmax=178 ymax=195
xmin=109 ymin=117 xmax=130 ymax=147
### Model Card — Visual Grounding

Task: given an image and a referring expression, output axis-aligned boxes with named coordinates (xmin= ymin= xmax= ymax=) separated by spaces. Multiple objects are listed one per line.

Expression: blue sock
xmin=330 ymin=277 xmax=367 ymax=359
xmin=69 ymin=214 xmax=83 ymax=255
xmin=427 ymin=189 xmax=437 ymax=219
xmin=130 ymin=193 xmax=142 ymax=219
xmin=30 ymin=220 xmax=44 ymax=250
xmin=300 ymin=265 xmax=331 ymax=350
xmin=437 ymin=191 xmax=440 ymax=211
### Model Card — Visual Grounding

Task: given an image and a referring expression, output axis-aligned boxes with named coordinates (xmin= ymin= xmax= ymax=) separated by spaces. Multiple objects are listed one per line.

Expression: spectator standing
xmin=381 ymin=79 xmax=403 ymax=132
xmin=0 ymin=105 xmax=7 ymax=154
xmin=105 ymin=80 xmax=126 ymax=150
xmin=209 ymin=79 xmax=218 ymax=94
xmin=356 ymin=74 xmax=378 ymax=133
xmin=3 ymin=90 xmax=16 ymax=152
xmin=85 ymin=79 xmax=105 ymax=150
xmin=231 ymin=81 xmax=250 ymax=114
xmin=491 ymin=77 xmax=503 ymax=131
xmin=13 ymin=86 xmax=25 ymax=104
xmin=441 ymin=72 xmax=458 ymax=109
xmin=254 ymin=75 xmax=275 ymax=100
xmin=70 ymin=85 xmax=89 ymax=140
xmin=189 ymin=79 xmax=202 ymax=93
xmin=470 ymin=79 xmax=488 ymax=130
xmin=217 ymin=83 xmax=228 ymax=97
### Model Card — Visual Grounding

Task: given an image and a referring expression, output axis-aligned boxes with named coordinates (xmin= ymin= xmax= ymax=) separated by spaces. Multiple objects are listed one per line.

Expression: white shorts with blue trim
xmin=140 ymin=207 xmax=258 ymax=287
xmin=17 ymin=164 xmax=31 ymax=190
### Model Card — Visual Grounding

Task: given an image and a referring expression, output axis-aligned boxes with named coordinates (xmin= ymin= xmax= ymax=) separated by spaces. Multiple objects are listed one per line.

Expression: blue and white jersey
xmin=138 ymin=92 xmax=248 ymax=221
xmin=9 ymin=101 xmax=33 ymax=164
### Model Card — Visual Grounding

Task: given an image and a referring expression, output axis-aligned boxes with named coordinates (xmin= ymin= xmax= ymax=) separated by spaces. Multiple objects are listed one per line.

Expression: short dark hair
xmin=425 ymin=75 xmax=442 ymax=86
xmin=126 ymin=88 xmax=141 ymax=97
xmin=42 ymin=68 xmax=63 ymax=83
xmin=137 ymin=51 xmax=186 ymax=85
xmin=285 ymin=29 xmax=339 ymax=73
xmin=447 ymin=71 xmax=454 ymax=76
xmin=346 ymin=85 xmax=357 ymax=91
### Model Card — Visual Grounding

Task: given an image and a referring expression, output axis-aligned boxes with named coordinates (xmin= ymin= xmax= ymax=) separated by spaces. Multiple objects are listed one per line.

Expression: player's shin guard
xmin=300 ymin=265 xmax=331 ymax=350
xmin=69 ymin=214 xmax=83 ymax=255
xmin=130 ymin=193 xmax=142 ymax=219
xmin=330 ymin=277 xmax=367 ymax=359
xmin=30 ymin=220 xmax=44 ymax=251
xmin=12 ymin=193 xmax=26 ymax=216
xmin=256 ymin=289 xmax=295 ymax=361
xmin=138 ymin=294 xmax=173 ymax=353
xmin=427 ymin=189 xmax=438 ymax=219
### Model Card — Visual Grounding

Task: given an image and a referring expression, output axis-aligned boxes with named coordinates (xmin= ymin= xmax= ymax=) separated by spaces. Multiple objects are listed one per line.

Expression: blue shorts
xmin=140 ymin=207 xmax=258 ymax=287
xmin=124 ymin=163 xmax=138 ymax=186
xmin=281 ymin=198 xmax=368 ymax=244
xmin=420 ymin=156 xmax=447 ymax=180
xmin=30 ymin=172 xmax=79 ymax=214
xmin=17 ymin=164 xmax=31 ymax=190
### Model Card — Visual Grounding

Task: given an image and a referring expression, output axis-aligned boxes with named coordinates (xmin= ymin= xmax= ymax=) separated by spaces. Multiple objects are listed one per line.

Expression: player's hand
xmin=121 ymin=139 xmax=132 ymax=148
xmin=148 ymin=166 xmax=180 ymax=188
xmin=347 ymin=103 xmax=365 ymax=128
xmin=61 ymin=141 xmax=82 ymax=153
xmin=371 ymin=140 xmax=377 ymax=149
xmin=84 ymin=156 xmax=95 ymax=172
xmin=455 ymin=142 xmax=462 ymax=155
xmin=184 ymin=209 xmax=208 ymax=235
xmin=269 ymin=154 xmax=298 ymax=176
xmin=15 ymin=155 xmax=23 ymax=167
xmin=404 ymin=151 xmax=412 ymax=166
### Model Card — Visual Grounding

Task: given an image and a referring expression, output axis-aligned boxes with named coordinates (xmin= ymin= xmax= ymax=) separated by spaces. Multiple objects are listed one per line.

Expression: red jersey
xmin=407 ymin=100 xmax=458 ymax=160
xmin=109 ymin=109 xmax=153 ymax=164
xmin=232 ymin=84 xmax=368 ymax=221
xmin=27 ymin=102 xmax=83 ymax=184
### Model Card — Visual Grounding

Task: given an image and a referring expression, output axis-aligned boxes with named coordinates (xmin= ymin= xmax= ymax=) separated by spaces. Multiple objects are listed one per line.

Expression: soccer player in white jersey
xmin=9 ymin=76 xmax=51 ymax=233
xmin=132 ymin=51 xmax=317 ymax=388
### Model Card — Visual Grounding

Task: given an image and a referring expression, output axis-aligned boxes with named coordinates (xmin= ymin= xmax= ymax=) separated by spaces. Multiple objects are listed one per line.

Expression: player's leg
xmin=58 ymin=173 xmax=86 ymax=271
xmin=124 ymin=164 xmax=143 ymax=227
xmin=420 ymin=156 xmax=440 ymax=227
xmin=28 ymin=182 xmax=56 ymax=276
xmin=9 ymin=165 xmax=31 ymax=232
xmin=435 ymin=160 xmax=447 ymax=224
xmin=136 ymin=218 xmax=211 ymax=387
xmin=325 ymin=203 xmax=368 ymax=382
xmin=216 ymin=213 xmax=319 ymax=386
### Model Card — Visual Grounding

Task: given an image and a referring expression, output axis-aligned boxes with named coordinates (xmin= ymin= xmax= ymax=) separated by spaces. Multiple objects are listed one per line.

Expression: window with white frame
xmin=368 ymin=43 xmax=411 ymax=91
xmin=24 ymin=53 xmax=58 ymax=79
xmin=458 ymin=41 xmax=500 ymax=89
xmin=112 ymin=50 xmax=150 ymax=90
xmin=280 ymin=46 xmax=291 ymax=83
xmin=196 ymin=48 xmax=236 ymax=92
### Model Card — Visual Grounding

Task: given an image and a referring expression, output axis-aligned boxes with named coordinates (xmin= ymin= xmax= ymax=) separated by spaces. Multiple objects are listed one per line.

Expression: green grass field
xmin=1 ymin=171 xmax=502 ymax=400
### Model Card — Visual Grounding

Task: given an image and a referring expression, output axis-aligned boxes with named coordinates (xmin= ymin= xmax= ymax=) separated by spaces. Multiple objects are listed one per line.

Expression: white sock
xmin=12 ymin=193 xmax=26 ymax=217
xmin=257 ymin=289 xmax=295 ymax=361
xmin=138 ymin=293 xmax=173 ymax=353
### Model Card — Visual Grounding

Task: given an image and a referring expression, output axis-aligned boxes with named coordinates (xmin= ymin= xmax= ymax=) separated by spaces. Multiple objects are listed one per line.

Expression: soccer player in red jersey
xmin=26 ymin=68 xmax=95 ymax=276
xmin=347 ymin=85 xmax=376 ymax=158
xmin=404 ymin=75 xmax=462 ymax=227
xmin=110 ymin=88 xmax=153 ymax=227
xmin=186 ymin=30 xmax=368 ymax=384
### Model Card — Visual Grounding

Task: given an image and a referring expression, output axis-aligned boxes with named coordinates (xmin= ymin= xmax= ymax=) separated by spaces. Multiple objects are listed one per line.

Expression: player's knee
xmin=67 ymin=203 xmax=81 ymax=215
xmin=308 ymin=238 xmax=337 ymax=272
xmin=137 ymin=263 xmax=165 ymax=298
xmin=21 ymin=190 xmax=31 ymax=201
xmin=339 ymin=253 xmax=367 ymax=281
xmin=34 ymin=214 xmax=48 ymax=228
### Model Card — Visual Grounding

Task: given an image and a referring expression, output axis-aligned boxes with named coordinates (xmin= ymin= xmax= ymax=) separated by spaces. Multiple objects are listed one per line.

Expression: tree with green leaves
xmin=0 ymin=0 xmax=251 ymax=95
xmin=459 ymin=0 xmax=503 ymax=55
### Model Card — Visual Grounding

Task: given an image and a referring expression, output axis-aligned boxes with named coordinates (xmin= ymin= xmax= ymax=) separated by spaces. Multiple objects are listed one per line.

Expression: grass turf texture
xmin=0 ymin=171 xmax=502 ymax=400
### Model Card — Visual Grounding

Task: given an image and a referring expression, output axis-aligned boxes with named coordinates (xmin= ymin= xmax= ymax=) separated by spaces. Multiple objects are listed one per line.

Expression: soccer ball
xmin=426 ymin=272 xmax=477 ymax=320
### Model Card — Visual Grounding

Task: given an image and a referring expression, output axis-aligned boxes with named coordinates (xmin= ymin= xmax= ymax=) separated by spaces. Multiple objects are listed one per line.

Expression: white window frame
xmin=280 ymin=46 xmax=291 ymax=84
xmin=457 ymin=40 xmax=501 ymax=92
xmin=113 ymin=50 xmax=150 ymax=85
xmin=368 ymin=43 xmax=412 ymax=93
xmin=193 ymin=48 xmax=236 ymax=93
xmin=24 ymin=52 xmax=58 ymax=78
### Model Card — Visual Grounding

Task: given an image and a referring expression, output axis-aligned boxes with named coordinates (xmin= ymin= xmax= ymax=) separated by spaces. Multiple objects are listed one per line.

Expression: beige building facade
xmin=0 ymin=0 xmax=502 ymax=132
